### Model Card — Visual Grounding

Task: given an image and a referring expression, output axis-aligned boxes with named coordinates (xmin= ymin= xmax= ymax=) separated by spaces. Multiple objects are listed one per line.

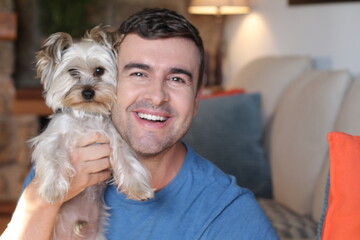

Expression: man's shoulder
xmin=185 ymin=144 xmax=244 ymax=190
xmin=184 ymin=144 xmax=254 ymax=204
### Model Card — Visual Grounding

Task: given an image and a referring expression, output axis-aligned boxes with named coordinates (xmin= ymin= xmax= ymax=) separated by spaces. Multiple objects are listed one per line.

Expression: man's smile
xmin=137 ymin=112 xmax=168 ymax=122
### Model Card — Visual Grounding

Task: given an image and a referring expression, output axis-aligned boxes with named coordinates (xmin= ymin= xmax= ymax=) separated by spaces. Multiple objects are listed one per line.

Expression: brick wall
xmin=0 ymin=0 xmax=39 ymax=201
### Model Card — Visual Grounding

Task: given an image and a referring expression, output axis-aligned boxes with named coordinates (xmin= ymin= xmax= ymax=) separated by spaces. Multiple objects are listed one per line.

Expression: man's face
xmin=112 ymin=34 xmax=201 ymax=157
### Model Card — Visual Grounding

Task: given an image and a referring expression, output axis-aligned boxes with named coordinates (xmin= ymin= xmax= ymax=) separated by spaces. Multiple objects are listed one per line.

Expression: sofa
xmin=183 ymin=55 xmax=360 ymax=239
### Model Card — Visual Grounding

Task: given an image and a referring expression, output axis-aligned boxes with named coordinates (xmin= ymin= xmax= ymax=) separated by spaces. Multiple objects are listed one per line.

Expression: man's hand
xmin=0 ymin=132 xmax=111 ymax=240
xmin=65 ymin=132 xmax=112 ymax=202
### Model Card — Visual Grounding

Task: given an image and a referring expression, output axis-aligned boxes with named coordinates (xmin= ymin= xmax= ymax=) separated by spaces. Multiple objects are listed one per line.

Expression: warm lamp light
xmin=188 ymin=0 xmax=250 ymax=85
xmin=188 ymin=0 xmax=250 ymax=16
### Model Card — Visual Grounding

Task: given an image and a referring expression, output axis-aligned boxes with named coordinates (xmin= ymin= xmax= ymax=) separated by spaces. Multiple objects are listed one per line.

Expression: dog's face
xmin=36 ymin=26 xmax=122 ymax=115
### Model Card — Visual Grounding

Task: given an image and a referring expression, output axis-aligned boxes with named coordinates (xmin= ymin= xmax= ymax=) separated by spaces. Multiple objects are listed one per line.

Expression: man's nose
xmin=144 ymin=80 xmax=169 ymax=106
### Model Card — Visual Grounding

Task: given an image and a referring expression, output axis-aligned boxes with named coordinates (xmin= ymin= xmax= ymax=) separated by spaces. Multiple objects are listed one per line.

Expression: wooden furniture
xmin=0 ymin=88 xmax=51 ymax=233
xmin=11 ymin=88 xmax=51 ymax=116
xmin=0 ymin=13 xmax=17 ymax=41
xmin=0 ymin=201 xmax=16 ymax=233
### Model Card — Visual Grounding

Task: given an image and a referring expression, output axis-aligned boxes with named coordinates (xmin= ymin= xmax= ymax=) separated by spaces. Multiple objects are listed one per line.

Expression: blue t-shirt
xmin=24 ymin=144 xmax=279 ymax=239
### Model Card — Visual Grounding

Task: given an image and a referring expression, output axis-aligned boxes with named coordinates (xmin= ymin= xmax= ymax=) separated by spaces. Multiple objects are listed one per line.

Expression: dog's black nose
xmin=82 ymin=89 xmax=95 ymax=100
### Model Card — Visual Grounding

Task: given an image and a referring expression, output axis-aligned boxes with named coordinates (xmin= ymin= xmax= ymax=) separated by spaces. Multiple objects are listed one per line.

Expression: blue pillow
xmin=182 ymin=93 xmax=271 ymax=198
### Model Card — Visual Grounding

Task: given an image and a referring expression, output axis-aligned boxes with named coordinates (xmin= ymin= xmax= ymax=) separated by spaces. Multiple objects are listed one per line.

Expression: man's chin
xmin=132 ymin=141 xmax=174 ymax=160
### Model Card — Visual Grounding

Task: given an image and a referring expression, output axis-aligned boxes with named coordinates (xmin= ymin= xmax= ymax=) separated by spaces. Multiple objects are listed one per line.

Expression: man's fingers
xmin=64 ymin=168 xmax=111 ymax=202
xmin=72 ymin=157 xmax=111 ymax=187
xmin=76 ymin=132 xmax=109 ymax=147
xmin=88 ymin=170 xmax=111 ymax=186
xmin=79 ymin=169 xmax=111 ymax=191
xmin=71 ymin=143 xmax=111 ymax=164
xmin=81 ymin=158 xmax=111 ymax=174
xmin=64 ymin=132 xmax=112 ymax=201
xmin=80 ymin=144 xmax=111 ymax=162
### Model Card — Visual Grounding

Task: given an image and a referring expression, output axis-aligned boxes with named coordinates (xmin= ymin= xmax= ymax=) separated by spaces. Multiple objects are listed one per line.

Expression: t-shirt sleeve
xmin=21 ymin=166 xmax=35 ymax=192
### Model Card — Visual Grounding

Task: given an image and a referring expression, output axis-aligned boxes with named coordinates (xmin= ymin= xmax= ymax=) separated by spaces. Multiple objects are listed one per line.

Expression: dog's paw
xmin=126 ymin=190 xmax=155 ymax=201
xmin=37 ymin=177 xmax=70 ymax=203
xmin=39 ymin=187 xmax=67 ymax=204
xmin=111 ymin=172 xmax=154 ymax=201
xmin=124 ymin=183 xmax=155 ymax=201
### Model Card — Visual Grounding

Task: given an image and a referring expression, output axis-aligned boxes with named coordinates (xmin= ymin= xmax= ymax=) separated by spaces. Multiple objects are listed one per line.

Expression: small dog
xmin=31 ymin=25 xmax=154 ymax=239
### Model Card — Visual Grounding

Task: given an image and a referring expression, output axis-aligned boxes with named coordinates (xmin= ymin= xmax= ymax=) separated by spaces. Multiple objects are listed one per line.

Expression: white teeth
xmin=138 ymin=112 xmax=167 ymax=122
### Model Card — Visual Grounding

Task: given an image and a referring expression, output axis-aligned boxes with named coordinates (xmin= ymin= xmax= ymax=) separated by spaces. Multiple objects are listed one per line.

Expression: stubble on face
xmin=114 ymin=96 xmax=198 ymax=160
xmin=122 ymin=100 xmax=182 ymax=158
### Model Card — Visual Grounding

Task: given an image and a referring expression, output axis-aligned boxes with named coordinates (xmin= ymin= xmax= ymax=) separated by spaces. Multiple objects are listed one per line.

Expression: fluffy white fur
xmin=30 ymin=25 xmax=154 ymax=240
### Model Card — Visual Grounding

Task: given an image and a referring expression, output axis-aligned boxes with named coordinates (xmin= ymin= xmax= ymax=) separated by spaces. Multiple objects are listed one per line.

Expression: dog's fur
xmin=30 ymin=25 xmax=154 ymax=239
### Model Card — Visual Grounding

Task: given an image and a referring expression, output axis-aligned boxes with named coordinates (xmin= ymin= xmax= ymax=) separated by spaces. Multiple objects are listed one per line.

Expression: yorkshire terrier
xmin=30 ymin=25 xmax=154 ymax=239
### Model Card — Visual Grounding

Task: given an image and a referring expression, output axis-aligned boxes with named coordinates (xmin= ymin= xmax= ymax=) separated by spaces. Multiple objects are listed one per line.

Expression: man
xmin=1 ymin=8 xmax=278 ymax=239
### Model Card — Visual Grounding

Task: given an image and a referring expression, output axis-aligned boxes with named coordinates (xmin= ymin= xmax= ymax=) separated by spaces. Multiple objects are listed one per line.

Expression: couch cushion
xmin=311 ymin=154 xmax=329 ymax=223
xmin=270 ymin=70 xmax=351 ymax=216
xmin=312 ymin=76 xmax=360 ymax=222
xmin=318 ymin=132 xmax=360 ymax=239
xmin=334 ymin=76 xmax=360 ymax=134
xmin=225 ymin=55 xmax=312 ymax=131
xmin=258 ymin=198 xmax=317 ymax=240
xmin=182 ymin=93 xmax=271 ymax=197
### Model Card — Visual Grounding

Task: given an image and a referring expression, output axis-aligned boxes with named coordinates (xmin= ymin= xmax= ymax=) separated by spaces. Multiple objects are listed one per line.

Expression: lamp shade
xmin=188 ymin=0 xmax=250 ymax=15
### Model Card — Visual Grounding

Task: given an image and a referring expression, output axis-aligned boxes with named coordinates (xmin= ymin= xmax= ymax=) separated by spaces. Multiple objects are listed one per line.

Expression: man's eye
xmin=130 ymin=72 xmax=144 ymax=77
xmin=170 ymin=76 xmax=181 ymax=82
xmin=169 ymin=76 xmax=185 ymax=83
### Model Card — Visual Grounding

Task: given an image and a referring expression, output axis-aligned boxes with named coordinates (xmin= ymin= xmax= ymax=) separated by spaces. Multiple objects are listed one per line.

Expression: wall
xmin=222 ymin=0 xmax=360 ymax=85
xmin=0 ymin=0 xmax=39 ymax=201
xmin=13 ymin=0 xmax=221 ymax=87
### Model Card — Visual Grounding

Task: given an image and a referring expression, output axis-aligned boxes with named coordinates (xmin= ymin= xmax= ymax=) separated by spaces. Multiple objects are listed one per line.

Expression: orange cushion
xmin=321 ymin=132 xmax=360 ymax=239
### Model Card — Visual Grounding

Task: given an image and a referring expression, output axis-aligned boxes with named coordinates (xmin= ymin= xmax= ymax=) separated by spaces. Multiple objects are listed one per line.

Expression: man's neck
xmin=138 ymin=142 xmax=186 ymax=191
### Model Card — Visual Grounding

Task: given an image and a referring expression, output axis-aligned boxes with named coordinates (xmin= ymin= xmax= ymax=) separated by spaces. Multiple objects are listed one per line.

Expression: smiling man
xmin=104 ymin=8 xmax=278 ymax=239
xmin=1 ymin=8 xmax=278 ymax=240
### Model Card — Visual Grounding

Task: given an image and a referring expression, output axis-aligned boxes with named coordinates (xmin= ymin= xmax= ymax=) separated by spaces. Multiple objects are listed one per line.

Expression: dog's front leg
xmin=31 ymin=129 xmax=75 ymax=204
xmin=108 ymin=125 xmax=154 ymax=201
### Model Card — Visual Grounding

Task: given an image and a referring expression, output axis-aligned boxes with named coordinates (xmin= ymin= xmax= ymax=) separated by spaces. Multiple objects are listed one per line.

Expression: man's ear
xmin=193 ymin=86 xmax=203 ymax=116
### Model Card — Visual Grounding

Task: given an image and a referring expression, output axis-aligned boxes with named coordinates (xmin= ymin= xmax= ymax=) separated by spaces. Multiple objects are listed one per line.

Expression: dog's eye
xmin=69 ymin=69 xmax=79 ymax=78
xmin=94 ymin=67 xmax=105 ymax=77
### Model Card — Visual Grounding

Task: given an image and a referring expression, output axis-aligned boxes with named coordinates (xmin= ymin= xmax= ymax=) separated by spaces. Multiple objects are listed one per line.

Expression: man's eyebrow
xmin=123 ymin=64 xmax=193 ymax=81
xmin=170 ymin=68 xmax=193 ymax=80
xmin=123 ymin=63 xmax=150 ymax=71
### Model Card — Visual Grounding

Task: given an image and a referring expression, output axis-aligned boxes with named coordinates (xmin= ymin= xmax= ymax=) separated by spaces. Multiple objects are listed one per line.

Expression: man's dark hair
xmin=118 ymin=8 xmax=205 ymax=91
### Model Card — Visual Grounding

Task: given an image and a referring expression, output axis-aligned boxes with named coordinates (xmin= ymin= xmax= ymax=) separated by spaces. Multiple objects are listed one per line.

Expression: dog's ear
xmin=84 ymin=25 xmax=123 ymax=55
xmin=36 ymin=32 xmax=73 ymax=92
